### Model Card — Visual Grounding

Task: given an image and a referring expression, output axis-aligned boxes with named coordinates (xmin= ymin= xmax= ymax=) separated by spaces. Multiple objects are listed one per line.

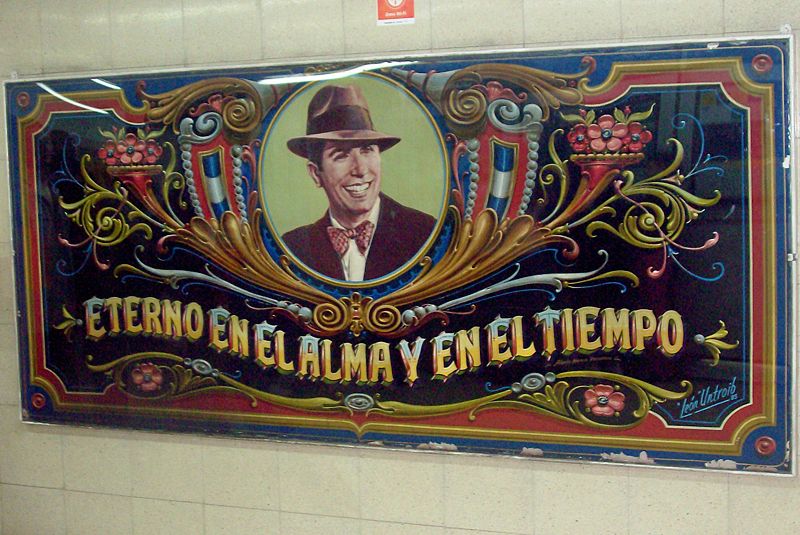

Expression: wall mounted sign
xmin=377 ymin=0 xmax=414 ymax=25
xmin=5 ymin=38 xmax=793 ymax=472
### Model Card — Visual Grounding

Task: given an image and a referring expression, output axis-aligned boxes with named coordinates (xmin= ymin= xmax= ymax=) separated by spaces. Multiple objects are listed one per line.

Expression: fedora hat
xmin=287 ymin=84 xmax=401 ymax=158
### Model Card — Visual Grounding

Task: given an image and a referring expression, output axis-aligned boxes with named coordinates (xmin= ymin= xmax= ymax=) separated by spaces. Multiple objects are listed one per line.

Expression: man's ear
xmin=307 ymin=161 xmax=322 ymax=188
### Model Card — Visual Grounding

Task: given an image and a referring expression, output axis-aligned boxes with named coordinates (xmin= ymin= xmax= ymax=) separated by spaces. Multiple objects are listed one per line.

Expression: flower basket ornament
xmin=564 ymin=105 xmax=654 ymax=190
xmin=98 ymin=126 xmax=165 ymax=193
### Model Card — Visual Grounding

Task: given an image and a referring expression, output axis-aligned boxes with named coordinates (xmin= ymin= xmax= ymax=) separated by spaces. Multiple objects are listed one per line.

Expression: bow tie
xmin=326 ymin=220 xmax=375 ymax=256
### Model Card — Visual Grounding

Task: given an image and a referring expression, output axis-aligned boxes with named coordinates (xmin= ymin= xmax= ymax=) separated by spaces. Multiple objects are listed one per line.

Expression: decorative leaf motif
xmin=560 ymin=112 xmax=585 ymax=124
xmin=53 ymin=306 xmax=79 ymax=340
xmin=627 ymin=103 xmax=656 ymax=123
xmin=695 ymin=321 xmax=740 ymax=366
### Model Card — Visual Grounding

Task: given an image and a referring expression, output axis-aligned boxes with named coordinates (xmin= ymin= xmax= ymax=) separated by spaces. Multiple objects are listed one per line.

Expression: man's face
xmin=308 ymin=141 xmax=382 ymax=227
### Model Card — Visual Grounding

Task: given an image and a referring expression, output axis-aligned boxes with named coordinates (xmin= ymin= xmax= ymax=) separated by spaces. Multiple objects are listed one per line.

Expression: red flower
xmin=584 ymin=384 xmax=625 ymax=416
xmin=131 ymin=363 xmax=164 ymax=393
xmin=567 ymin=124 xmax=590 ymax=153
xmin=142 ymin=140 xmax=163 ymax=164
xmin=97 ymin=139 xmax=119 ymax=165
xmin=116 ymin=133 xmax=146 ymax=165
xmin=622 ymin=122 xmax=653 ymax=152
xmin=587 ymin=115 xmax=628 ymax=152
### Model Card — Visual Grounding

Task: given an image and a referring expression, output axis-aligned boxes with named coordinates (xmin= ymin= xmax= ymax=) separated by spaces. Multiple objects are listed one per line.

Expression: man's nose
xmin=351 ymin=151 xmax=368 ymax=175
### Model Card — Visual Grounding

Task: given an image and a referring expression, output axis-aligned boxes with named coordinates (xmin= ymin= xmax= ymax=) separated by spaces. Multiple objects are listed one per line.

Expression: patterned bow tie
xmin=326 ymin=220 xmax=375 ymax=256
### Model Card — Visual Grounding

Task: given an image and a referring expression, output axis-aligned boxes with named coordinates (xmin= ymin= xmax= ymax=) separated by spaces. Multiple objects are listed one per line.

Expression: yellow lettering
xmin=632 ymin=309 xmax=657 ymax=352
xmin=161 ymin=299 xmax=183 ymax=338
xmin=297 ymin=335 xmax=321 ymax=380
xmin=455 ymin=326 xmax=481 ymax=371
xmin=104 ymin=297 xmax=122 ymax=334
xmin=510 ymin=315 xmax=536 ymax=361
xmin=368 ymin=342 xmax=393 ymax=384
xmin=208 ymin=308 xmax=229 ymax=352
xmin=657 ymin=310 xmax=684 ymax=357
xmin=141 ymin=297 xmax=162 ymax=336
xmin=601 ymin=308 xmax=630 ymax=352
xmin=396 ymin=337 xmax=424 ymax=386
xmin=183 ymin=302 xmax=204 ymax=342
xmin=122 ymin=296 xmax=142 ymax=334
xmin=341 ymin=343 xmax=368 ymax=384
xmin=560 ymin=308 xmax=575 ymax=355
xmin=576 ymin=306 xmax=601 ymax=354
xmin=431 ymin=332 xmax=457 ymax=381
xmin=321 ymin=339 xmax=341 ymax=382
xmin=84 ymin=297 xmax=106 ymax=340
xmin=254 ymin=322 xmax=277 ymax=368
xmin=228 ymin=315 xmax=249 ymax=357
xmin=485 ymin=317 xmax=512 ymax=365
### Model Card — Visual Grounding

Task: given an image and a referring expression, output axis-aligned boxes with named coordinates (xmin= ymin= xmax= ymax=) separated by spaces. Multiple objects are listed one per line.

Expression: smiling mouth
xmin=343 ymin=181 xmax=372 ymax=195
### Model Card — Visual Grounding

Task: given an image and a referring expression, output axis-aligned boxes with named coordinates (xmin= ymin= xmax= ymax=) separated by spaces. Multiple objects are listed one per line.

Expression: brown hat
xmin=287 ymin=84 xmax=401 ymax=158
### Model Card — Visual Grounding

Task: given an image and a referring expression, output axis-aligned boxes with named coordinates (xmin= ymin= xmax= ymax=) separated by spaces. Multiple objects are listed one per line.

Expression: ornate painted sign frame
xmin=4 ymin=37 xmax=794 ymax=473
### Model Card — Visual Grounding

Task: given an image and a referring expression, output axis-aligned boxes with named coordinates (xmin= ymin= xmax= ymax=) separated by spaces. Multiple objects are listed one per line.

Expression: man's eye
xmin=332 ymin=152 xmax=348 ymax=161
xmin=360 ymin=145 xmax=377 ymax=154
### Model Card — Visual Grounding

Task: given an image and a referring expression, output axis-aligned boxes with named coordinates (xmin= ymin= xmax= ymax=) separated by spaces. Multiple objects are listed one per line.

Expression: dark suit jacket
xmin=282 ymin=194 xmax=436 ymax=280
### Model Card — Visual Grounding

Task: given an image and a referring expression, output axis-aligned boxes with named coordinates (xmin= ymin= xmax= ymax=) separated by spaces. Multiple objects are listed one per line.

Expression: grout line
xmin=256 ymin=0 xmax=264 ymax=63
xmin=36 ymin=0 xmax=45 ymax=75
xmin=721 ymin=0 xmax=727 ymax=34
xmin=341 ymin=0 xmax=348 ymax=55
xmin=181 ymin=0 xmax=189 ymax=67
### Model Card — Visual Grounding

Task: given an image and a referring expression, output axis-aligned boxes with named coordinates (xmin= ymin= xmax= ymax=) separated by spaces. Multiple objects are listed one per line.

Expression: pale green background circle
xmin=260 ymin=74 xmax=447 ymax=237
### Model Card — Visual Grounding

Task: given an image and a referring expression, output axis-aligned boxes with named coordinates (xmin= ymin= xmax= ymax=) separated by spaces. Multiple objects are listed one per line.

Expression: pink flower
xmin=622 ymin=122 xmax=653 ymax=152
xmin=584 ymin=384 xmax=625 ymax=417
xmin=142 ymin=140 xmax=163 ymax=164
xmin=116 ymin=133 xmax=146 ymax=165
xmin=131 ymin=363 xmax=164 ymax=393
xmin=587 ymin=115 xmax=628 ymax=152
xmin=567 ymin=124 xmax=590 ymax=153
xmin=97 ymin=139 xmax=119 ymax=165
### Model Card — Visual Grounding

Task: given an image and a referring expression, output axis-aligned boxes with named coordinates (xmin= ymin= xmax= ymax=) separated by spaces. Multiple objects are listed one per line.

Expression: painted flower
xmin=567 ymin=124 xmax=590 ymax=153
xmin=131 ymin=363 xmax=164 ymax=393
xmin=584 ymin=384 xmax=625 ymax=417
xmin=116 ymin=133 xmax=146 ymax=165
xmin=142 ymin=140 xmax=163 ymax=164
xmin=96 ymin=139 xmax=119 ymax=165
xmin=622 ymin=122 xmax=653 ymax=152
xmin=587 ymin=115 xmax=628 ymax=152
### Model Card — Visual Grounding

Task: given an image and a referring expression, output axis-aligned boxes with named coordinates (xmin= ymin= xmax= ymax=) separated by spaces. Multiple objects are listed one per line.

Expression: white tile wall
xmin=204 ymin=504 xmax=280 ymax=535
xmin=183 ymin=0 xmax=263 ymax=65
xmin=1 ymin=484 xmax=66 ymax=535
xmin=621 ymin=0 xmax=725 ymax=39
xmin=63 ymin=431 xmax=134 ymax=496
xmin=262 ymin=0 xmax=346 ymax=60
xmin=40 ymin=0 xmax=112 ymax=74
xmin=0 ymin=1 xmax=798 ymax=534
xmin=111 ymin=0 xmax=185 ymax=69
xmin=0 ymin=0 xmax=43 ymax=77
xmin=131 ymin=498 xmax=204 ymax=535
xmin=64 ymin=491 xmax=133 ymax=535
xmin=524 ymin=0 xmax=623 ymax=45
xmin=129 ymin=436 xmax=205 ymax=502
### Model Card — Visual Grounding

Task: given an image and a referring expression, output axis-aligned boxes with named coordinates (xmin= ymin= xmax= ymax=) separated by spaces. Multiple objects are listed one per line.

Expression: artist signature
xmin=678 ymin=377 xmax=738 ymax=419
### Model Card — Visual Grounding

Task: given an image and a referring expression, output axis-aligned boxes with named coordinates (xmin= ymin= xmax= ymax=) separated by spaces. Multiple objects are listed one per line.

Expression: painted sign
xmin=5 ymin=38 xmax=793 ymax=472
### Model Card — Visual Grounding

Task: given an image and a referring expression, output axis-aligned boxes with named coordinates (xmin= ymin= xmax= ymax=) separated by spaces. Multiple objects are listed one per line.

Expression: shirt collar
xmin=329 ymin=196 xmax=381 ymax=231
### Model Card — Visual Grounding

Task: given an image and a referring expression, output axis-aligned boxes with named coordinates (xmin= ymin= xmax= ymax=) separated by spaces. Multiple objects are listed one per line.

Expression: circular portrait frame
xmin=259 ymin=72 xmax=449 ymax=287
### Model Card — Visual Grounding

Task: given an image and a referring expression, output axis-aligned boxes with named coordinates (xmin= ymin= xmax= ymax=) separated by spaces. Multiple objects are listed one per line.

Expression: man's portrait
xmin=261 ymin=77 xmax=447 ymax=283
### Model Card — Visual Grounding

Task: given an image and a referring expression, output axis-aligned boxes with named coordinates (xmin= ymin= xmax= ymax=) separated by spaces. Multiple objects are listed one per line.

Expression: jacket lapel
xmin=309 ymin=215 xmax=345 ymax=280
xmin=364 ymin=195 xmax=400 ymax=279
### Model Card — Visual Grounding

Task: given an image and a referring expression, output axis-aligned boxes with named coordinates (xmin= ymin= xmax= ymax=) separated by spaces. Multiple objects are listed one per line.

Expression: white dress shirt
xmin=328 ymin=197 xmax=381 ymax=282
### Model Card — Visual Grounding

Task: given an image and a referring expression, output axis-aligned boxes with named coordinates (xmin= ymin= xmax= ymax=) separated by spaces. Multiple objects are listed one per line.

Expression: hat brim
xmin=287 ymin=130 xmax=401 ymax=158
